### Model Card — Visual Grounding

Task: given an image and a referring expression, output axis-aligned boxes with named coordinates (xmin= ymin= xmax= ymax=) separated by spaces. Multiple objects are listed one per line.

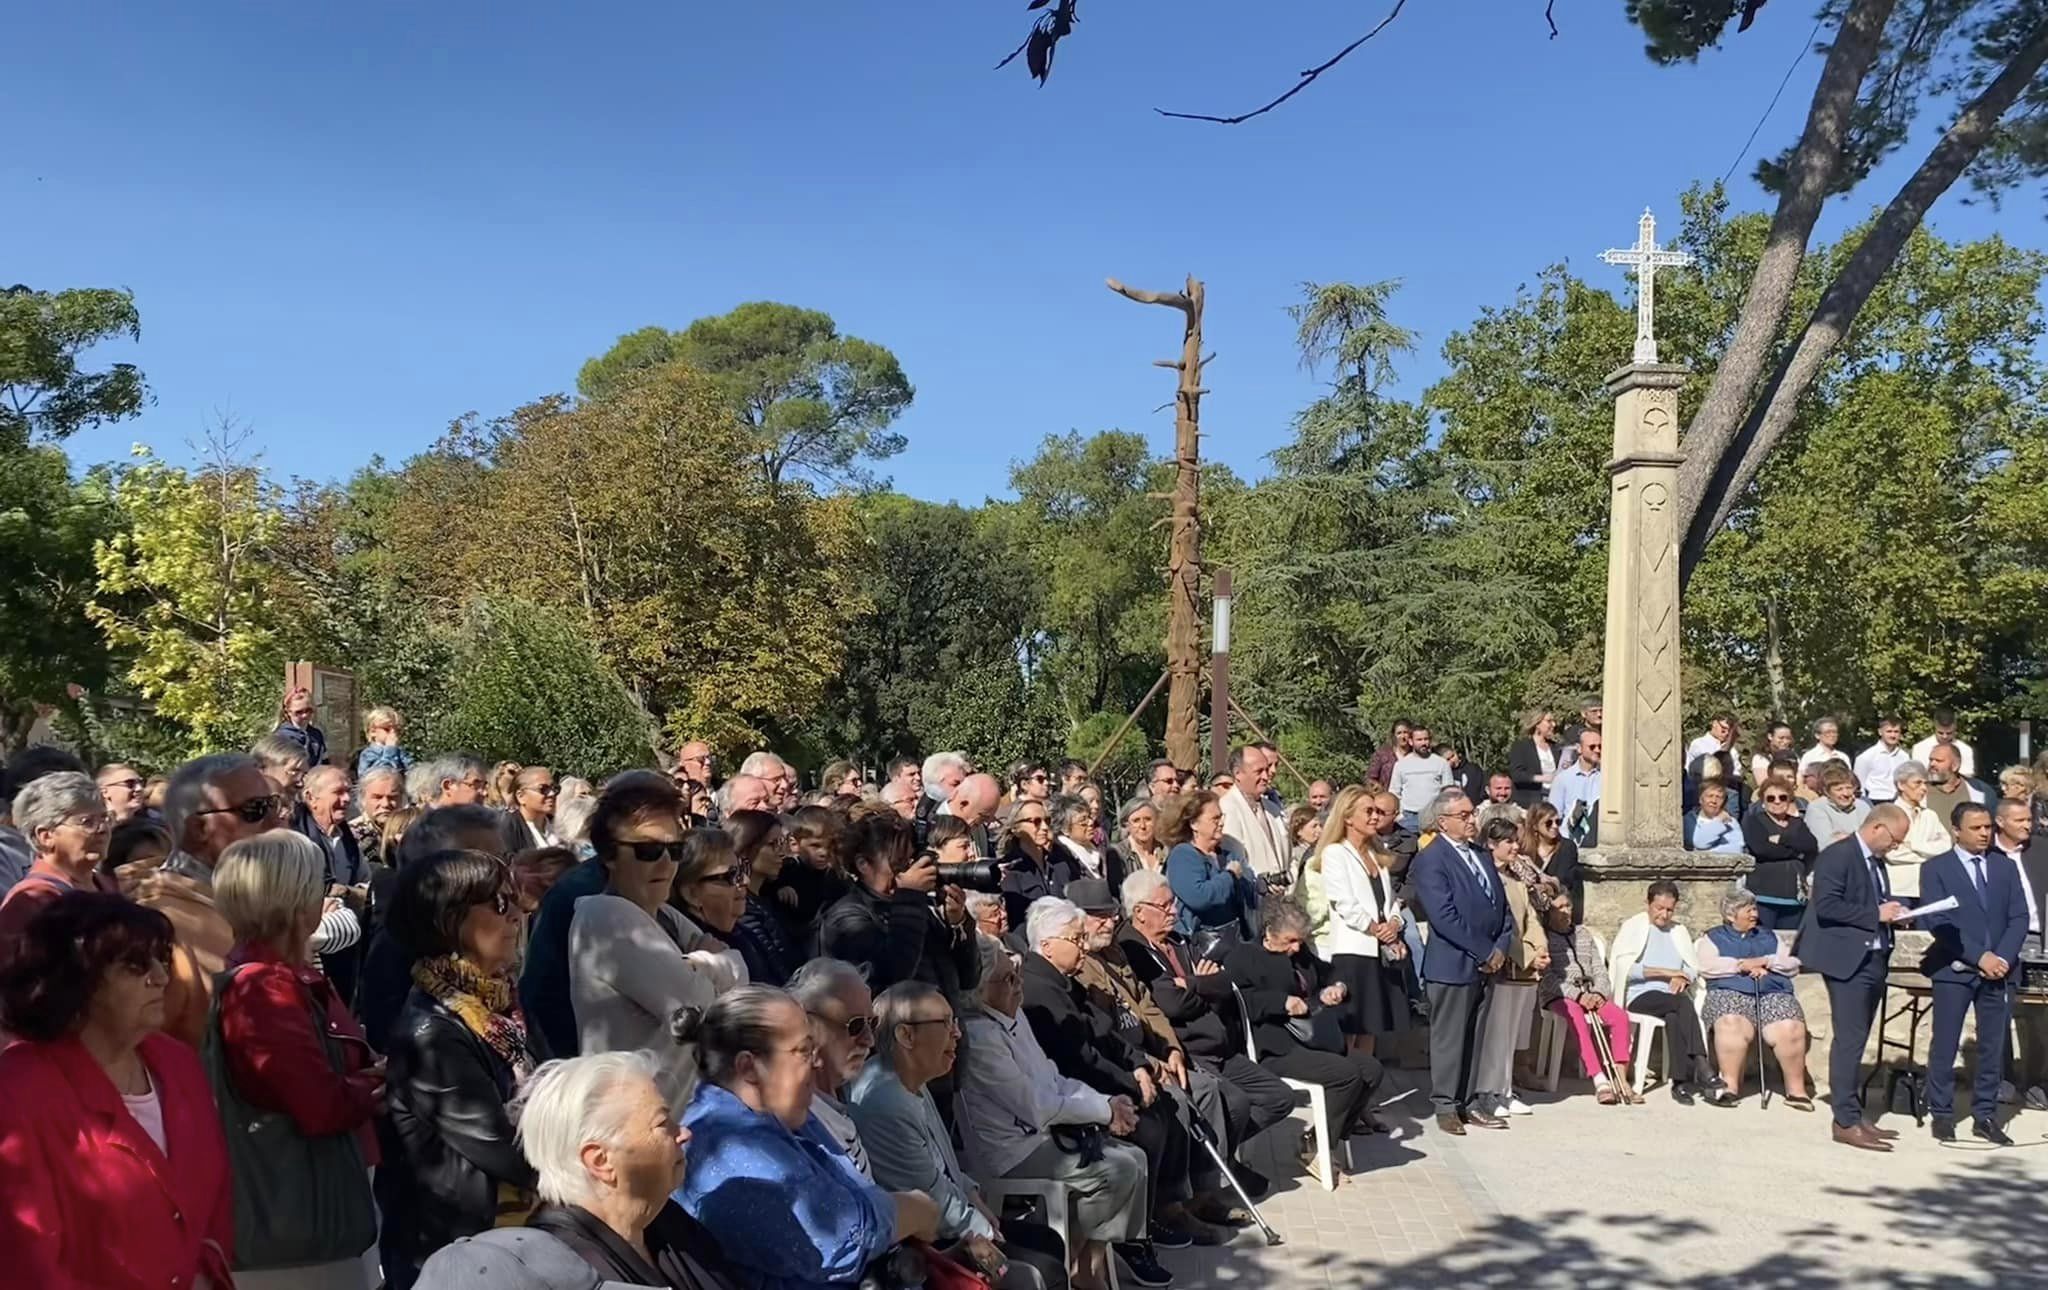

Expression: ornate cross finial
xmin=1600 ymin=208 xmax=1694 ymax=365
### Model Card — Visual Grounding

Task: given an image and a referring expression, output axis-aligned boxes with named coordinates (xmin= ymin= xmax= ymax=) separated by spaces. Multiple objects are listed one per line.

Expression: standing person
xmin=96 ymin=762 xmax=151 ymax=824
xmin=0 ymin=772 xmax=115 ymax=960
xmin=1536 ymin=892 xmax=1632 ymax=1104
xmin=1009 ymin=761 xmax=1053 ymax=806
xmin=408 ymin=755 xmax=490 ymax=810
xmin=1217 ymin=745 xmax=1290 ymax=886
xmin=1441 ymin=746 xmax=1486 ymax=805
xmin=353 ymin=766 xmax=407 ymax=868
xmin=1001 ymin=798 xmax=1074 ymax=927
xmin=1559 ymin=700 xmax=1603 ymax=771
xmin=1052 ymin=794 xmax=1118 ymax=890
xmin=1992 ymin=798 xmax=2048 ymax=1107
xmin=1919 ymin=803 xmax=2027 ymax=1145
xmin=276 ymin=685 xmax=329 ymax=769
xmin=821 ymin=813 xmax=957 ymax=995
xmin=1410 ymin=789 xmax=1510 ymax=1133
xmin=1388 ymin=729 xmax=1453 ymax=832
xmin=1853 ymin=718 xmax=1912 ymax=803
xmin=1365 ymin=720 xmax=1412 ymax=791
xmin=1911 ymin=708 xmax=1977 ymax=779
xmin=211 ymin=833 xmax=383 ymax=1289
xmin=378 ymin=850 xmax=545 ymax=1289
xmin=1886 ymin=762 xmax=1952 ymax=899
xmin=1114 ymin=798 xmax=1167 ymax=874
xmin=1143 ymin=760 xmax=1185 ymax=808
xmin=1476 ymin=773 xmax=1525 ymax=833
xmin=1161 ymin=790 xmax=1259 ymax=961
xmin=1684 ymin=782 xmax=1746 ymax=854
xmin=1506 ymin=711 xmax=1561 ymax=808
xmin=1472 ymin=820 xmax=1547 ymax=1118
xmin=355 ymin=705 xmax=414 ymax=781
xmin=1549 ymin=730 xmax=1603 ymax=846
xmin=1743 ymin=780 xmax=1819 ymax=931
xmin=0 ymin=893 xmax=236 ymax=1290
xmin=1609 ymin=882 xmax=1721 ymax=1105
xmin=1804 ymin=763 xmax=1872 ymax=850
xmin=1750 ymin=722 xmax=1798 ymax=786
xmin=1798 ymin=717 xmax=1852 ymax=773
xmin=1685 ymin=713 xmax=1745 ymax=805
xmin=1794 ymin=804 xmax=1912 ymax=1151
xmin=1314 ymin=787 xmax=1411 ymax=1056
xmin=510 ymin=765 xmax=562 ymax=849
xmin=728 ymin=809 xmax=802 ymax=986
xmin=1924 ymin=744 xmax=1980 ymax=829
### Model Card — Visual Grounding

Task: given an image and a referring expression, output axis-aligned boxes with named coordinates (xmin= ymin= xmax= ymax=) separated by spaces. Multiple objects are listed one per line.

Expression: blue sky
xmin=9 ymin=2 xmax=2042 ymax=504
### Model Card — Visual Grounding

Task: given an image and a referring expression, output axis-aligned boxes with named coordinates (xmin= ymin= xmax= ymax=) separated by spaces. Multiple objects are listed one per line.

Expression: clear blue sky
xmin=9 ymin=2 xmax=2041 ymax=503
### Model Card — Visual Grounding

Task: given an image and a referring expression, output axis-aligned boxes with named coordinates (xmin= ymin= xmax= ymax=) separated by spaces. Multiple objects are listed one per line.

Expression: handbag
xmin=1192 ymin=922 xmax=1243 ymax=964
xmin=203 ymin=964 xmax=378 ymax=1269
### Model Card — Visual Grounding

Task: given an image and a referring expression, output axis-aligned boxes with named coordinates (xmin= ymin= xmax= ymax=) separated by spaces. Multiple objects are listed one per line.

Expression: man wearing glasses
xmin=1145 ymin=760 xmax=1184 ymax=807
xmin=1410 ymin=789 xmax=1512 ymax=1134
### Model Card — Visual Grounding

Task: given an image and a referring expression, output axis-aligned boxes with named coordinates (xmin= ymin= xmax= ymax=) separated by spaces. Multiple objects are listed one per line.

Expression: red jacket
xmin=0 ymin=1032 xmax=235 ymax=1289
xmin=220 ymin=941 xmax=383 ymax=1165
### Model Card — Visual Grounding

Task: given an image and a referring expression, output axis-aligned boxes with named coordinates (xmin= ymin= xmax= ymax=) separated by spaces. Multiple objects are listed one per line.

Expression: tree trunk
xmin=1680 ymin=19 xmax=2048 ymax=574
xmin=1673 ymin=0 xmax=1897 ymax=544
xmin=1764 ymin=591 xmax=1788 ymax=718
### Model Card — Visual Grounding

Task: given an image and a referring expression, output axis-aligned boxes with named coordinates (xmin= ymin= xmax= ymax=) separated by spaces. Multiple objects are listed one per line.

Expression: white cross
xmin=1600 ymin=208 xmax=1694 ymax=365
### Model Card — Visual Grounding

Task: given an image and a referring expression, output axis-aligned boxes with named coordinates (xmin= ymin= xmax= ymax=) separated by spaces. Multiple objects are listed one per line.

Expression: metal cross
xmin=1600 ymin=208 xmax=1694 ymax=365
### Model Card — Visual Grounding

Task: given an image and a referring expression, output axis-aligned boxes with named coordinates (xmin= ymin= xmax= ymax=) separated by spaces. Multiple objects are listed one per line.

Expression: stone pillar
xmin=1596 ymin=362 xmax=1687 ymax=852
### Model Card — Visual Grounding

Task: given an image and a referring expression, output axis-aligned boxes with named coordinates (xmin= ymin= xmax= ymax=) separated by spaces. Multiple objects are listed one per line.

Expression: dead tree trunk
xmin=1107 ymin=275 xmax=1208 ymax=773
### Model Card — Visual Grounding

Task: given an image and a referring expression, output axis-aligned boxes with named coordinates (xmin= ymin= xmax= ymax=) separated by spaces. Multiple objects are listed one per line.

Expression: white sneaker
xmin=1502 ymin=1095 xmax=1535 ymax=1116
xmin=1999 ymin=1080 xmax=2018 ymax=1106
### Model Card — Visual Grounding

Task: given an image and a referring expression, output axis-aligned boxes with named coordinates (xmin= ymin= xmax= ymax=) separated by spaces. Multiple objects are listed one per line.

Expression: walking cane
xmin=1589 ymin=1010 xmax=1641 ymax=1104
xmin=1186 ymin=1113 xmax=1283 ymax=1247
xmin=1751 ymin=987 xmax=1772 ymax=1110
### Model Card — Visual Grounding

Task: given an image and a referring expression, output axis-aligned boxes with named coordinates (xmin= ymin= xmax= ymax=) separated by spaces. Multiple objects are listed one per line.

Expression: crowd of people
xmin=1 ymin=693 xmax=2046 ymax=1288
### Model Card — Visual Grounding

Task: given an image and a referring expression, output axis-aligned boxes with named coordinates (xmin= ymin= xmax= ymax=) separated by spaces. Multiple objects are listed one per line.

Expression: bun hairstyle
xmin=667 ymin=985 xmax=797 ymax=1087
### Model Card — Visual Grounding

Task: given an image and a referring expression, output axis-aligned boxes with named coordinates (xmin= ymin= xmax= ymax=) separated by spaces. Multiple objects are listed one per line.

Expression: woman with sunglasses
xmin=1314 ymin=786 xmax=1412 ymax=1060
xmin=379 ymin=849 xmax=546 ymax=1289
xmin=998 ymin=798 xmax=1074 ymax=930
xmin=511 ymin=765 xmax=563 ymax=849
xmin=1742 ymin=778 xmax=1819 ymax=931
xmin=0 ymin=892 xmax=236 ymax=1290
xmin=1517 ymin=802 xmax=1585 ymax=928
xmin=571 ymin=805 xmax=746 ymax=1110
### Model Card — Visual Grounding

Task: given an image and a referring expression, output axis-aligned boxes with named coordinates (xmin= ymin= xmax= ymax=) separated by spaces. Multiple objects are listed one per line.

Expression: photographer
xmin=821 ymin=815 xmax=979 ymax=1003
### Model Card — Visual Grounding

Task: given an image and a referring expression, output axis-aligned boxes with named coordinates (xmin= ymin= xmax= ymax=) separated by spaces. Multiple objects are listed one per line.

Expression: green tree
xmin=1 ymin=285 xmax=148 ymax=447
xmin=0 ymin=446 xmax=119 ymax=748
xmin=579 ymin=302 xmax=914 ymax=490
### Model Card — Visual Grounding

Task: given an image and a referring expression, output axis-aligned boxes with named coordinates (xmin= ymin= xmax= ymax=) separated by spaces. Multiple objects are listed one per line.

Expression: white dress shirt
xmin=1910 ymin=735 xmax=1976 ymax=778
xmin=1798 ymin=743 xmax=1851 ymax=773
xmin=1853 ymin=741 xmax=1913 ymax=800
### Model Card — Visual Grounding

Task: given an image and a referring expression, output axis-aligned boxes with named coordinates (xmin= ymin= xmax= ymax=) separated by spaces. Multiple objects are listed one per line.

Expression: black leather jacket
xmin=375 ymin=990 xmax=546 ymax=1277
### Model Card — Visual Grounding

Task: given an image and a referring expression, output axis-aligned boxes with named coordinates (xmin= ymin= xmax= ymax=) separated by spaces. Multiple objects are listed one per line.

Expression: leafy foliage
xmin=0 ymin=285 xmax=148 ymax=447
xmin=0 ymin=446 xmax=119 ymax=745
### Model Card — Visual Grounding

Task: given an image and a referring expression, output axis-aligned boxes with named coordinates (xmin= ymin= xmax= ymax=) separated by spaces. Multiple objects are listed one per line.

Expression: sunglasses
xmin=1763 ymin=793 xmax=1792 ymax=804
xmin=810 ymin=1010 xmax=878 ymax=1040
xmin=525 ymin=784 xmax=560 ymax=797
xmin=703 ymin=866 xmax=749 ymax=887
xmin=624 ymin=840 xmax=685 ymax=864
xmin=197 ymin=794 xmax=281 ymax=824
xmin=103 ymin=777 xmax=145 ymax=795
xmin=481 ymin=888 xmax=518 ymax=918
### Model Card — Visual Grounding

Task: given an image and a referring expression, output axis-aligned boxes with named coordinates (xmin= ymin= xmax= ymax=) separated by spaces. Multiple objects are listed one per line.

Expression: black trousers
xmin=1425 ymin=978 xmax=1493 ymax=1115
xmin=1929 ymin=974 xmax=2014 ymax=1123
xmin=1626 ymin=988 xmax=1710 ymax=1086
xmin=1206 ymin=1053 xmax=1299 ymax=1145
xmin=1823 ymin=952 xmax=1889 ymax=1128
xmin=1258 ymin=1046 xmax=1384 ymax=1142
xmin=1125 ymin=1093 xmax=1193 ymax=1212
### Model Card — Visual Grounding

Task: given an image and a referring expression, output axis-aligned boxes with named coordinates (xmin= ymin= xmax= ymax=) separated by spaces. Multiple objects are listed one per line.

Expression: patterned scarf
xmin=411 ymin=954 xmax=535 ymax=1081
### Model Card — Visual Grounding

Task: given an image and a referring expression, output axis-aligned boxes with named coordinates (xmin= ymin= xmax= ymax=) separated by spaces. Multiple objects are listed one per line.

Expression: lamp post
xmin=1210 ymin=569 xmax=1232 ymax=780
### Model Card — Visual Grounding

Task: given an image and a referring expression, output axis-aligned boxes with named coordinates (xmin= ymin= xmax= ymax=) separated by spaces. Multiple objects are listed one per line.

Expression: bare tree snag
xmin=1108 ymin=274 xmax=1207 ymax=773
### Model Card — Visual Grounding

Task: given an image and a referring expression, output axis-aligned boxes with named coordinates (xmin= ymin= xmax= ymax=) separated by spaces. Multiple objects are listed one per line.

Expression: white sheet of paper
xmin=1901 ymin=895 xmax=1960 ymax=919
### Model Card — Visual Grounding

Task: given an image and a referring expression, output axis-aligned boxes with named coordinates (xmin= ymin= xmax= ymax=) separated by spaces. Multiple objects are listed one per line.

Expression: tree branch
xmin=1106 ymin=278 xmax=1193 ymax=312
xmin=1156 ymin=0 xmax=1407 ymax=124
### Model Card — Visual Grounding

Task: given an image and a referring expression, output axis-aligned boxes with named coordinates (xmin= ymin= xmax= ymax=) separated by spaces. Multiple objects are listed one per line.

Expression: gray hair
xmin=1120 ymin=867 xmax=1171 ymax=916
xmin=1258 ymin=896 xmax=1314 ymax=941
xmin=513 ymin=1052 xmax=662 ymax=1207
xmin=963 ymin=889 xmax=1003 ymax=918
xmin=1418 ymin=787 xmax=1469 ymax=833
xmin=1048 ymin=793 xmax=1092 ymax=838
xmin=215 ymin=831 xmax=327 ymax=942
xmin=975 ymin=933 xmax=1018 ymax=990
xmin=554 ymin=795 xmax=598 ymax=847
xmin=1720 ymin=885 xmax=1759 ymax=922
xmin=249 ymin=733 xmax=310 ymax=773
xmin=787 ymin=958 xmax=869 ymax=1014
xmin=1025 ymin=896 xmax=1084 ymax=953
xmin=164 ymin=753 xmax=259 ymax=847
xmin=872 ymin=980 xmax=949 ymax=1065
xmin=922 ymin=751 xmax=970 ymax=801
xmin=358 ymin=766 xmax=404 ymax=796
xmin=713 ymin=774 xmax=766 ymax=815
xmin=304 ymin=764 xmax=349 ymax=795
xmin=12 ymin=771 xmax=102 ymax=842
xmin=1894 ymin=759 xmax=1929 ymax=787
xmin=408 ymin=754 xmax=482 ymax=806
xmin=738 ymin=751 xmax=785 ymax=780
xmin=878 ymin=779 xmax=912 ymax=810
xmin=397 ymin=803 xmax=513 ymax=866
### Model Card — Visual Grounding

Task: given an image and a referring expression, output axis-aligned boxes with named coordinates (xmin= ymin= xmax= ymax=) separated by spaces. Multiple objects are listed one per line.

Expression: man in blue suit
xmin=1920 ymin=802 xmax=2029 ymax=1145
xmin=1793 ymin=804 xmax=1910 ymax=1152
xmin=1411 ymin=787 xmax=1512 ymax=1135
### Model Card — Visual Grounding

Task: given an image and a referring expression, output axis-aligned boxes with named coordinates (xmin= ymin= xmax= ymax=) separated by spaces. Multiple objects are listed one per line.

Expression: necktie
xmin=1970 ymin=856 xmax=1988 ymax=904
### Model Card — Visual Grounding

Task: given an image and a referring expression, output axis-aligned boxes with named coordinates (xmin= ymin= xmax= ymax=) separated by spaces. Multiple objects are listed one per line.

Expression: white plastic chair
xmin=1231 ymin=984 xmax=1339 ymax=1192
xmin=979 ymin=1175 xmax=1117 ymax=1289
xmin=1628 ymin=1013 xmax=1670 ymax=1097
xmin=1534 ymin=1007 xmax=1570 ymax=1092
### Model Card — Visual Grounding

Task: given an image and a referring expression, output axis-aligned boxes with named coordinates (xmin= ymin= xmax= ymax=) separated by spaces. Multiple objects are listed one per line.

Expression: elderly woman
xmin=1052 ymin=792 xmax=1118 ymax=890
xmin=1608 ymin=881 xmax=1720 ymax=1104
xmin=1162 ymin=790 xmax=1259 ymax=961
xmin=379 ymin=849 xmax=545 ymax=1289
xmin=960 ymin=938 xmax=1154 ymax=1290
xmin=1999 ymin=766 xmax=2035 ymax=805
xmin=1473 ymin=819 xmax=1548 ymax=1118
xmin=1000 ymin=797 xmax=1074 ymax=928
xmin=851 ymin=981 xmax=1073 ymax=1290
xmin=0 ymin=771 xmax=115 ymax=953
xmin=1803 ymin=762 xmax=1871 ymax=849
xmin=212 ymin=832 xmax=383 ymax=1288
xmin=1742 ymin=779 xmax=1820 ymax=931
xmin=514 ymin=1052 xmax=731 ymax=1289
xmin=1116 ymin=798 xmax=1168 ymax=874
xmin=1886 ymin=761 xmax=1952 ymax=898
xmin=510 ymin=765 xmax=563 ymax=849
xmin=572 ymin=801 xmax=745 ymax=1104
xmin=1536 ymin=891 xmax=1633 ymax=1104
xmin=676 ymin=986 xmax=941 ymax=1290
xmin=1683 ymin=782 xmax=1745 ymax=855
xmin=275 ymin=685 xmax=328 ymax=769
xmin=0 ymin=892 xmax=235 ymax=1289
xmin=1696 ymin=887 xmax=1814 ymax=1111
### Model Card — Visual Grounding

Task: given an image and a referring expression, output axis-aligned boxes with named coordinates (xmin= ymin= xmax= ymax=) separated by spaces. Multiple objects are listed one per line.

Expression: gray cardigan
xmin=845 ymin=1062 xmax=995 ymax=1242
xmin=568 ymin=894 xmax=745 ymax=1107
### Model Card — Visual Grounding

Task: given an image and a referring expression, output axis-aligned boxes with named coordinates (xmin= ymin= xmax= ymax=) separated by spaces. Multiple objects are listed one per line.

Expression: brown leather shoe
xmin=1833 ymin=1122 xmax=1894 ymax=1152
xmin=1461 ymin=1108 xmax=1509 ymax=1129
xmin=1864 ymin=1122 xmax=1900 ymax=1140
xmin=1435 ymin=1113 xmax=1467 ymax=1136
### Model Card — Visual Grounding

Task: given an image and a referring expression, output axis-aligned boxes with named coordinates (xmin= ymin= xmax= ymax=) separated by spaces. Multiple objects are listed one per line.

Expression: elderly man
xmin=1115 ymin=870 xmax=1294 ymax=1184
xmin=1145 ymin=760 xmax=1184 ymax=807
xmin=1306 ymin=780 xmax=1334 ymax=815
xmin=673 ymin=739 xmax=715 ymax=790
xmin=1912 ymin=708 xmax=1977 ymax=780
xmin=916 ymin=751 xmax=971 ymax=845
xmin=740 ymin=751 xmax=797 ymax=811
xmin=789 ymin=957 xmax=879 ymax=1173
xmin=94 ymin=762 xmax=149 ymax=824
xmin=850 ymin=981 xmax=1072 ymax=1290
xmin=1410 ymin=788 xmax=1510 ymax=1134
xmin=1853 ymin=718 xmax=1912 ymax=804
xmin=1218 ymin=745 xmax=1289 ymax=886
xmin=134 ymin=753 xmax=279 ymax=1046
xmin=1799 ymin=717 xmax=1852 ymax=773
xmin=351 ymin=765 xmax=406 ymax=866
xmin=1549 ymin=730 xmax=1603 ymax=845
xmin=945 ymin=771 xmax=1002 ymax=858
xmin=299 ymin=763 xmax=370 ymax=998
xmin=407 ymin=753 xmax=488 ymax=808
xmin=716 ymin=773 xmax=774 ymax=817
xmin=1019 ymin=897 xmax=1212 ymax=1251
xmin=878 ymin=777 xmax=917 ymax=820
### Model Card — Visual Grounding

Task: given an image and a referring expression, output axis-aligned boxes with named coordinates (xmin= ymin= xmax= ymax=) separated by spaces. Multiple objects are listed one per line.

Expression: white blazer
xmin=1318 ymin=840 xmax=1397 ymax=960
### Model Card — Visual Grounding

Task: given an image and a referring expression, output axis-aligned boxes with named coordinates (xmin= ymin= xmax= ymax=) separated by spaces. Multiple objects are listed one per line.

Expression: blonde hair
xmin=363 ymin=705 xmax=403 ymax=737
xmin=215 ymin=831 xmax=326 ymax=943
xmin=1309 ymin=785 xmax=1373 ymax=876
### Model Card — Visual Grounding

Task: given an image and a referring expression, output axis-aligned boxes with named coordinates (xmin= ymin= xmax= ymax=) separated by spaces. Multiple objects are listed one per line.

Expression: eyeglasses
xmin=102 ymin=777 xmax=144 ymax=795
xmin=196 ymin=794 xmax=281 ymax=824
xmin=1016 ymin=816 xmax=1048 ymax=828
xmin=1137 ymin=897 xmax=1176 ymax=914
xmin=702 ymin=866 xmax=749 ymax=888
xmin=460 ymin=777 xmax=489 ymax=792
xmin=1440 ymin=808 xmax=1474 ymax=820
xmin=481 ymin=889 xmax=518 ymax=918
xmin=525 ymin=784 xmax=560 ymax=797
xmin=902 ymin=1016 xmax=961 ymax=1034
xmin=59 ymin=812 xmax=112 ymax=832
xmin=624 ymin=840 xmax=685 ymax=864
xmin=809 ymin=1010 xmax=878 ymax=1039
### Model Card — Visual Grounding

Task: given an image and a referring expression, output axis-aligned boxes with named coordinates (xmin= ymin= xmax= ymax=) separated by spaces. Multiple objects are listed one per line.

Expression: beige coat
xmin=1219 ymin=785 xmax=1290 ymax=881
xmin=135 ymin=865 xmax=234 ymax=1049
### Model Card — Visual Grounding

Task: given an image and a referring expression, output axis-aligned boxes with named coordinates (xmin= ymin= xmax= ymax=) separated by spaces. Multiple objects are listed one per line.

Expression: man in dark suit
xmin=1920 ymin=802 xmax=2029 ymax=1144
xmin=1992 ymin=798 xmax=2048 ymax=1105
xmin=1411 ymin=788 xmax=1512 ymax=1134
xmin=1793 ymin=804 xmax=1911 ymax=1151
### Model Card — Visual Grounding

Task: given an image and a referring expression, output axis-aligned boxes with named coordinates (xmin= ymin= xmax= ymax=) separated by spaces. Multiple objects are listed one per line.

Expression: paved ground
xmin=1150 ymin=1064 xmax=2048 ymax=1289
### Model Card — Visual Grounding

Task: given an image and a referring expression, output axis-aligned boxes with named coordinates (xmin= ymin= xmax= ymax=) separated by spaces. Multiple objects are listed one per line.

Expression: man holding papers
xmin=1918 ymin=802 xmax=2030 ymax=1145
xmin=1794 ymin=804 xmax=1911 ymax=1151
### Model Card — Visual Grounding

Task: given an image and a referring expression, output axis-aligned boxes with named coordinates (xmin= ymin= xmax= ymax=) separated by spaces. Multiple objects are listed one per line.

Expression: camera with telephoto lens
xmin=920 ymin=853 xmax=1006 ymax=892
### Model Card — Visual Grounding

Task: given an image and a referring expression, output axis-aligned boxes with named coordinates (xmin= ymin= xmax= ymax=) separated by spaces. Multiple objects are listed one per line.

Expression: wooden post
xmin=1209 ymin=568 xmax=1232 ymax=779
xmin=1107 ymin=274 xmax=1208 ymax=774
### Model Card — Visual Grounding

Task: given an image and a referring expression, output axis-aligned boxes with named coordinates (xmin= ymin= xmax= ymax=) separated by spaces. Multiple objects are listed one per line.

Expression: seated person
xmin=1696 ymin=887 xmax=1814 ymax=1110
xmin=959 ymin=937 xmax=1162 ymax=1290
xmin=1608 ymin=881 xmax=1724 ymax=1105
xmin=1221 ymin=899 xmax=1384 ymax=1185
xmin=787 ymin=957 xmax=877 ymax=1174
xmin=849 ymin=982 xmax=1072 ymax=1290
xmin=1536 ymin=891 xmax=1632 ymax=1104
xmin=675 ymin=986 xmax=942 ymax=1290
xmin=1683 ymin=782 xmax=1746 ymax=855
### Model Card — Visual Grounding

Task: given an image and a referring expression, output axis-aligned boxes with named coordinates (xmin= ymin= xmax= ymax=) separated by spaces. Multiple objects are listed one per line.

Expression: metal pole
xmin=1084 ymin=669 xmax=1171 ymax=780
xmin=1209 ymin=568 xmax=1232 ymax=780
